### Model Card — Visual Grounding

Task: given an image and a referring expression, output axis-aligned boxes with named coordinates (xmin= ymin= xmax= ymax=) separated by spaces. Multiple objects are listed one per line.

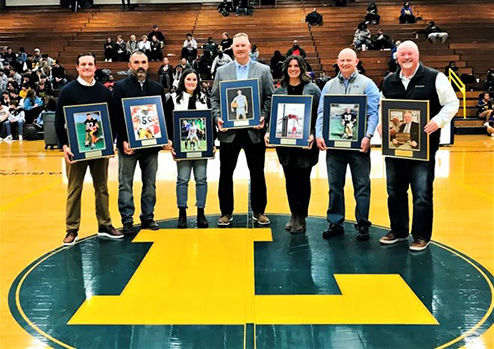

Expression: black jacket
xmin=111 ymin=75 xmax=166 ymax=153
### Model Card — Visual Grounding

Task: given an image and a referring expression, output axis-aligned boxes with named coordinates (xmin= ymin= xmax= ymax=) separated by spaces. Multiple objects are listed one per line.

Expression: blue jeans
xmin=15 ymin=120 xmax=25 ymax=137
xmin=385 ymin=156 xmax=435 ymax=241
xmin=176 ymin=159 xmax=208 ymax=208
xmin=118 ymin=151 xmax=158 ymax=224
xmin=1 ymin=120 xmax=11 ymax=136
xmin=326 ymin=150 xmax=371 ymax=227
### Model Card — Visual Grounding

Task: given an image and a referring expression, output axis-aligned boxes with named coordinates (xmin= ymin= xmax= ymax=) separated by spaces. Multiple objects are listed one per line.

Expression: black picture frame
xmin=381 ymin=99 xmax=430 ymax=161
xmin=322 ymin=95 xmax=367 ymax=150
xmin=63 ymin=103 xmax=114 ymax=162
xmin=173 ymin=110 xmax=215 ymax=160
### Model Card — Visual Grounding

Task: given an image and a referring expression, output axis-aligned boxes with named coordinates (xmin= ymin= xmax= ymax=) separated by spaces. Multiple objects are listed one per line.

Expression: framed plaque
xmin=173 ymin=109 xmax=214 ymax=160
xmin=322 ymin=95 xmax=367 ymax=150
xmin=63 ymin=103 xmax=114 ymax=162
xmin=381 ymin=99 xmax=429 ymax=161
xmin=219 ymin=78 xmax=261 ymax=129
xmin=122 ymin=95 xmax=169 ymax=150
xmin=268 ymin=95 xmax=313 ymax=147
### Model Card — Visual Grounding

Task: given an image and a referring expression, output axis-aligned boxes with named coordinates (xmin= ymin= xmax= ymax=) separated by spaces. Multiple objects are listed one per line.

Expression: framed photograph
xmin=322 ymin=95 xmax=367 ymax=150
xmin=219 ymin=78 xmax=261 ymax=129
xmin=268 ymin=95 xmax=313 ymax=147
xmin=122 ymin=95 xmax=169 ymax=150
xmin=173 ymin=110 xmax=215 ymax=160
xmin=381 ymin=99 xmax=430 ymax=161
xmin=63 ymin=103 xmax=114 ymax=162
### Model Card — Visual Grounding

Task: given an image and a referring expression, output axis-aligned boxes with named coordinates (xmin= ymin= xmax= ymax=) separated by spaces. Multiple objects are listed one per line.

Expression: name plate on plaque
xmin=334 ymin=141 xmax=351 ymax=148
xmin=233 ymin=120 xmax=250 ymax=127
xmin=85 ymin=151 xmax=103 ymax=159
xmin=186 ymin=152 xmax=202 ymax=158
xmin=141 ymin=139 xmax=158 ymax=146
xmin=280 ymin=139 xmax=297 ymax=145
xmin=395 ymin=150 xmax=413 ymax=158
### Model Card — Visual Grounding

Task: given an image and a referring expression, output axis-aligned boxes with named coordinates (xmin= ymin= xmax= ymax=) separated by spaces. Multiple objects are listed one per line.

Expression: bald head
xmin=396 ymin=40 xmax=420 ymax=76
xmin=337 ymin=48 xmax=359 ymax=78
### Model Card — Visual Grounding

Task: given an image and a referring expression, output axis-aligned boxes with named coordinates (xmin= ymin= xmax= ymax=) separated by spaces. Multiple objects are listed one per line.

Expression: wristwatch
xmin=364 ymin=134 xmax=373 ymax=139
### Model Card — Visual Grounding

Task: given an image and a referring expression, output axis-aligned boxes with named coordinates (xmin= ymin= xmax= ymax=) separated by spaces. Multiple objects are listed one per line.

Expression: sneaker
xmin=141 ymin=220 xmax=159 ymax=230
xmin=4 ymin=135 xmax=12 ymax=141
xmin=355 ymin=224 xmax=370 ymax=241
xmin=63 ymin=229 xmax=78 ymax=246
xmin=217 ymin=214 xmax=233 ymax=226
xmin=98 ymin=225 xmax=124 ymax=239
xmin=19 ymin=135 xmax=23 ymax=141
xmin=379 ymin=231 xmax=408 ymax=245
xmin=322 ymin=223 xmax=344 ymax=239
xmin=253 ymin=213 xmax=271 ymax=225
xmin=122 ymin=222 xmax=136 ymax=235
xmin=409 ymin=238 xmax=430 ymax=251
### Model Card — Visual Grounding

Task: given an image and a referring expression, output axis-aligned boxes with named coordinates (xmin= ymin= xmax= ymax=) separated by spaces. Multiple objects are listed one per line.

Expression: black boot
xmin=197 ymin=207 xmax=209 ymax=228
xmin=178 ymin=207 xmax=187 ymax=228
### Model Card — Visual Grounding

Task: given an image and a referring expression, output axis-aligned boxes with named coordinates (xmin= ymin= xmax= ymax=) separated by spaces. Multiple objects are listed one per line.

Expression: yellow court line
xmin=432 ymin=242 xmax=494 ymax=349
xmin=0 ymin=180 xmax=59 ymax=212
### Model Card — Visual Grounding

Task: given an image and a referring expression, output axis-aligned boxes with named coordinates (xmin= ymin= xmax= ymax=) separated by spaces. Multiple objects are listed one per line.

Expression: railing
xmin=448 ymin=68 xmax=466 ymax=118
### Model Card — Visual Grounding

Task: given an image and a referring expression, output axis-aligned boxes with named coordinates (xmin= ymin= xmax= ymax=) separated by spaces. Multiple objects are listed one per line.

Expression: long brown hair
xmin=280 ymin=55 xmax=311 ymax=87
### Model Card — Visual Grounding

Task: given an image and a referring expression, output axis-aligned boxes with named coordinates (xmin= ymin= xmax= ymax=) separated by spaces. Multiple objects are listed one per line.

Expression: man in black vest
xmin=379 ymin=41 xmax=459 ymax=251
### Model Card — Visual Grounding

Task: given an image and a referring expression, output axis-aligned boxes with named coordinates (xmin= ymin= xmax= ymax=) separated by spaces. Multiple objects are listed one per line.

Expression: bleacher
xmin=1 ymin=0 xmax=493 ymax=133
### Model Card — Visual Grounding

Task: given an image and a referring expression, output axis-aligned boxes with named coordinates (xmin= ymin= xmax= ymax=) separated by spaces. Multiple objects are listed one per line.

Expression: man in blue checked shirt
xmin=315 ymin=48 xmax=380 ymax=242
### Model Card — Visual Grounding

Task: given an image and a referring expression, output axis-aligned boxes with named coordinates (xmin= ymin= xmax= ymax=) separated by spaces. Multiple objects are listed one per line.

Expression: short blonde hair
xmin=233 ymin=33 xmax=250 ymax=42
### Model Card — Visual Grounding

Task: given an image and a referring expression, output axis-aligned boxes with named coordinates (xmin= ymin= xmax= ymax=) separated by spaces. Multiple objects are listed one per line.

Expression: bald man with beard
xmin=379 ymin=41 xmax=459 ymax=251
xmin=316 ymin=48 xmax=380 ymax=242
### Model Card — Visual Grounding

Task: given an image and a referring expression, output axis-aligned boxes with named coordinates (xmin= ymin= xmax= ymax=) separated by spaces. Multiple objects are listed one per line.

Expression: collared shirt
xmin=235 ymin=59 xmax=250 ymax=80
xmin=403 ymin=122 xmax=411 ymax=133
xmin=77 ymin=76 xmax=96 ymax=87
xmin=393 ymin=63 xmax=459 ymax=128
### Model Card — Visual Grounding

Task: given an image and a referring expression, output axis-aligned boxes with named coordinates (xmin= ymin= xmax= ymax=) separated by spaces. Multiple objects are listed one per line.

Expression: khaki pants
xmin=66 ymin=158 xmax=112 ymax=231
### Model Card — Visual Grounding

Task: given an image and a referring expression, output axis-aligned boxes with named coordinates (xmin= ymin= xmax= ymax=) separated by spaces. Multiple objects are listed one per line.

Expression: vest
xmin=382 ymin=63 xmax=441 ymax=153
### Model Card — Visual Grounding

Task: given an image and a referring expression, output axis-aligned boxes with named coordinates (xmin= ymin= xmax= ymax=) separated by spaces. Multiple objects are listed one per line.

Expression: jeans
xmin=118 ymin=151 xmax=158 ymax=224
xmin=1 ymin=120 xmax=11 ymax=136
xmin=176 ymin=159 xmax=208 ymax=208
xmin=326 ymin=150 xmax=371 ymax=227
xmin=385 ymin=156 xmax=436 ymax=241
xmin=15 ymin=119 xmax=24 ymax=137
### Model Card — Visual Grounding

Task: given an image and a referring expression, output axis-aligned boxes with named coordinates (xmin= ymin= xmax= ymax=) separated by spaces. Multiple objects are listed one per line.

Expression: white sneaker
xmin=491 ymin=133 xmax=494 ymax=137
xmin=19 ymin=135 xmax=23 ymax=141
xmin=5 ymin=135 xmax=13 ymax=141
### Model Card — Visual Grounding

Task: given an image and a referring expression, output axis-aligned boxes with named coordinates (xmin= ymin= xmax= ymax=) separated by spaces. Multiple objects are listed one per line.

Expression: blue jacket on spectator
xmin=24 ymin=97 xmax=43 ymax=110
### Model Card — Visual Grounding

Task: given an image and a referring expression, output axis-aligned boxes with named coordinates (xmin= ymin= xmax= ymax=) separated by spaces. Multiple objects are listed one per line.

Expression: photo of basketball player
xmin=73 ymin=111 xmax=106 ymax=152
xmin=130 ymin=104 xmax=162 ymax=140
xmin=275 ymin=102 xmax=305 ymax=139
xmin=226 ymin=87 xmax=254 ymax=121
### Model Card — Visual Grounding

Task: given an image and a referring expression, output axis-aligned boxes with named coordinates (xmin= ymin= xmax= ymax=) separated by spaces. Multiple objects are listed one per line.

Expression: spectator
xmin=414 ymin=21 xmax=448 ymax=44
xmin=1 ymin=91 xmax=9 ymax=106
xmin=103 ymin=74 xmax=115 ymax=90
xmin=149 ymin=35 xmax=164 ymax=62
xmin=202 ymin=37 xmax=218 ymax=58
xmin=114 ymin=35 xmax=127 ymax=62
xmin=3 ymin=47 xmax=16 ymax=67
xmin=250 ymin=44 xmax=259 ymax=62
xmin=357 ymin=60 xmax=366 ymax=74
xmin=33 ymin=48 xmax=42 ymax=66
xmin=23 ymin=89 xmax=43 ymax=123
xmin=201 ymin=81 xmax=211 ymax=97
xmin=181 ymin=33 xmax=198 ymax=61
xmin=40 ymin=53 xmax=54 ymax=67
xmin=235 ymin=0 xmax=251 ymax=16
xmin=270 ymin=50 xmax=285 ymax=79
xmin=198 ymin=52 xmax=213 ymax=80
xmin=365 ymin=1 xmax=380 ymax=25
xmin=148 ymin=24 xmax=165 ymax=43
xmin=219 ymin=32 xmax=233 ymax=58
xmin=19 ymin=83 xmax=30 ymax=99
xmin=137 ymin=35 xmax=151 ymax=57
xmin=36 ymin=74 xmax=53 ymax=99
xmin=444 ymin=61 xmax=458 ymax=76
xmin=477 ymin=92 xmax=493 ymax=122
xmin=7 ymin=99 xmax=25 ymax=140
xmin=17 ymin=47 xmax=27 ymax=67
xmin=38 ymin=60 xmax=51 ymax=78
xmin=211 ymin=51 xmax=232 ymax=77
xmin=0 ymin=70 xmax=7 ymax=92
xmin=158 ymin=57 xmax=174 ymax=89
xmin=306 ymin=8 xmax=323 ymax=27
xmin=9 ymin=68 xmax=22 ymax=86
xmin=399 ymin=1 xmax=419 ymax=24
xmin=217 ymin=0 xmax=234 ymax=16
xmin=484 ymin=68 xmax=494 ymax=91
xmin=104 ymin=37 xmax=115 ymax=62
xmin=174 ymin=58 xmax=192 ymax=87
xmin=353 ymin=22 xmax=373 ymax=51
xmin=126 ymin=35 xmax=139 ymax=57
xmin=286 ymin=40 xmax=307 ymax=59
xmin=372 ymin=28 xmax=394 ymax=50
xmin=52 ymin=60 xmax=67 ymax=89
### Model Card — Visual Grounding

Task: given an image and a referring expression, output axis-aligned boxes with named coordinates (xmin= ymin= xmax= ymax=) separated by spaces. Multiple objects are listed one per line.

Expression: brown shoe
xmin=409 ymin=238 xmax=430 ymax=251
xmin=253 ymin=213 xmax=270 ymax=225
xmin=217 ymin=214 xmax=233 ymax=227
xmin=63 ymin=230 xmax=78 ymax=246
xmin=285 ymin=215 xmax=295 ymax=231
xmin=98 ymin=225 xmax=124 ymax=240
xmin=290 ymin=215 xmax=306 ymax=234
xmin=379 ymin=231 xmax=408 ymax=245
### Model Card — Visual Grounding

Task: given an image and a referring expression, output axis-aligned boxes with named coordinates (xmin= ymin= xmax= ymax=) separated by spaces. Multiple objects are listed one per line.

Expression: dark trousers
xmin=385 ymin=156 xmax=436 ymax=241
xmin=326 ymin=150 xmax=371 ymax=227
xmin=121 ymin=0 xmax=130 ymax=8
xmin=218 ymin=130 xmax=267 ymax=215
xmin=282 ymin=165 xmax=312 ymax=217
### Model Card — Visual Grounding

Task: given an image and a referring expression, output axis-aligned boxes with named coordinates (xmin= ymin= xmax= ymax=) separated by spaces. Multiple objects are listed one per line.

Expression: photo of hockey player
xmin=328 ymin=104 xmax=359 ymax=141
xmin=130 ymin=104 xmax=162 ymax=140
xmin=226 ymin=87 xmax=254 ymax=121
xmin=74 ymin=111 xmax=106 ymax=152
xmin=275 ymin=102 xmax=305 ymax=139
xmin=179 ymin=117 xmax=207 ymax=152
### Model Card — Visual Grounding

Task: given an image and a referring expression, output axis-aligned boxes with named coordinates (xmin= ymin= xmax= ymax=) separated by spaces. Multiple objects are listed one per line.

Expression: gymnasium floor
xmin=0 ymin=135 xmax=493 ymax=349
